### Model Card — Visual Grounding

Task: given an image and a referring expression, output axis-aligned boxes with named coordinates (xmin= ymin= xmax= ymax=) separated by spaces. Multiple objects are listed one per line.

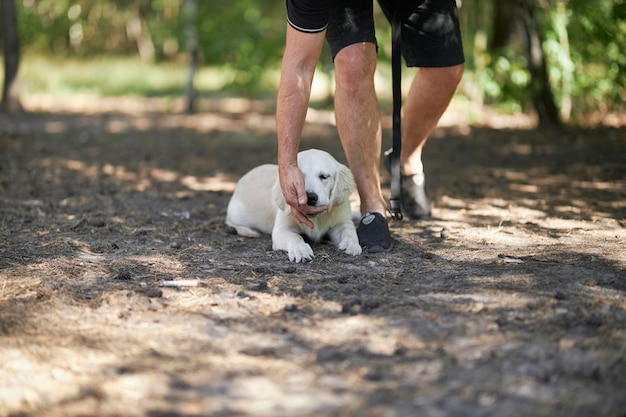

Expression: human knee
xmin=334 ymin=43 xmax=377 ymax=94
xmin=448 ymin=64 xmax=465 ymax=86
xmin=436 ymin=64 xmax=464 ymax=88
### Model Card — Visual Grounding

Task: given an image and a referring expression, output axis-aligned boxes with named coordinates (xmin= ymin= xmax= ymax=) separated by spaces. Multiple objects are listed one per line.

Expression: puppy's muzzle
xmin=305 ymin=192 xmax=324 ymax=218
xmin=306 ymin=192 xmax=319 ymax=207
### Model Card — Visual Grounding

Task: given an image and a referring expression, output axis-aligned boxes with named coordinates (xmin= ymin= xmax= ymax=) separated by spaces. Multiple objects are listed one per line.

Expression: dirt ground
xmin=1 ymin=96 xmax=625 ymax=417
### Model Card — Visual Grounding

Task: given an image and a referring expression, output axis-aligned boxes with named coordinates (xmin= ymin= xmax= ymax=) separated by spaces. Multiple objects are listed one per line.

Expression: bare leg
xmin=333 ymin=42 xmax=387 ymax=216
xmin=401 ymin=65 xmax=464 ymax=175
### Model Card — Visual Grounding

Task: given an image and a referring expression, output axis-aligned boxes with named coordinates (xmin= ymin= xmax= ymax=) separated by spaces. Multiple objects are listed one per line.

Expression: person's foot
xmin=400 ymin=173 xmax=432 ymax=219
xmin=357 ymin=212 xmax=392 ymax=253
xmin=384 ymin=149 xmax=432 ymax=220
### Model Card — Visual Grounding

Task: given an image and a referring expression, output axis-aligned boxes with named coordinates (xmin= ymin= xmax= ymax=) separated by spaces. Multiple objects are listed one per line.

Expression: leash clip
xmin=388 ymin=199 xmax=403 ymax=221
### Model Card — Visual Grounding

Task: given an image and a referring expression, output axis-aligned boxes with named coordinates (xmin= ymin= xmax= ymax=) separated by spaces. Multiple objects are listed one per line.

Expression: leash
xmin=388 ymin=10 xmax=403 ymax=221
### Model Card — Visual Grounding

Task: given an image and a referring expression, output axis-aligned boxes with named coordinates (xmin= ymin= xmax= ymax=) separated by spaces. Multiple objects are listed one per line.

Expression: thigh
xmin=325 ymin=0 xmax=377 ymax=59
xmin=379 ymin=0 xmax=465 ymax=68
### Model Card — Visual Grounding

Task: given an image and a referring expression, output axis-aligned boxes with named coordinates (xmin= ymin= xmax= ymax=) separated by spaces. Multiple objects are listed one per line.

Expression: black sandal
xmin=357 ymin=212 xmax=392 ymax=253
xmin=384 ymin=149 xmax=432 ymax=220
xmin=400 ymin=173 xmax=432 ymax=219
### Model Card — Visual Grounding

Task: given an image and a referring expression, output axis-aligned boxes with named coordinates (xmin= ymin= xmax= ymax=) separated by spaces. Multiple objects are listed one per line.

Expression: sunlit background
xmin=2 ymin=0 xmax=625 ymax=125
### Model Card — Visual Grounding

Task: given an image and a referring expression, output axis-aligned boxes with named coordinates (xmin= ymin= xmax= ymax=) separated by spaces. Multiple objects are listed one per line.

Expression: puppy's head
xmin=297 ymin=149 xmax=355 ymax=211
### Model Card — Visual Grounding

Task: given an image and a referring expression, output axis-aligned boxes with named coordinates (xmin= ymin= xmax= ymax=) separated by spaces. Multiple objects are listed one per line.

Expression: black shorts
xmin=325 ymin=0 xmax=465 ymax=68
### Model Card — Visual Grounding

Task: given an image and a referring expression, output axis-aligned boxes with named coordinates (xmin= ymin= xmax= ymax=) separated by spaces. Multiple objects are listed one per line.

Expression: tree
xmin=183 ymin=0 xmax=198 ymax=114
xmin=488 ymin=0 xmax=561 ymax=127
xmin=518 ymin=0 xmax=561 ymax=127
xmin=1 ymin=0 xmax=22 ymax=112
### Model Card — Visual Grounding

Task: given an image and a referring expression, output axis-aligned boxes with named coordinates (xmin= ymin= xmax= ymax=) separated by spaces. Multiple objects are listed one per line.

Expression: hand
xmin=278 ymin=163 xmax=327 ymax=229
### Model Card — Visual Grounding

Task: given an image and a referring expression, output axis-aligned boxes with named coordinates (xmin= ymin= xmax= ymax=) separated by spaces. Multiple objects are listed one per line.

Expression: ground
xmin=1 ymin=96 xmax=625 ymax=417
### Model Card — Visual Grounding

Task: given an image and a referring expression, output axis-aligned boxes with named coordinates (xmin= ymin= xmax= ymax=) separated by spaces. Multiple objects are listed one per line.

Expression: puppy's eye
xmin=319 ymin=173 xmax=330 ymax=181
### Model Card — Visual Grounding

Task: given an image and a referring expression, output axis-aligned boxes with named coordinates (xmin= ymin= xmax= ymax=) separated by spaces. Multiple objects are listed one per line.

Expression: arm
xmin=276 ymin=24 xmax=327 ymax=228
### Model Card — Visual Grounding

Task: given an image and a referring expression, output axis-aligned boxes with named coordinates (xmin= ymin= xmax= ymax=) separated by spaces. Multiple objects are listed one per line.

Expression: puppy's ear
xmin=330 ymin=164 xmax=356 ymax=208
xmin=272 ymin=180 xmax=288 ymax=212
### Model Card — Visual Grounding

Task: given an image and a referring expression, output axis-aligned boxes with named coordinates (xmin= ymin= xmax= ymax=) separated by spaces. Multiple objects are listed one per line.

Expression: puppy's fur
xmin=226 ymin=149 xmax=362 ymax=262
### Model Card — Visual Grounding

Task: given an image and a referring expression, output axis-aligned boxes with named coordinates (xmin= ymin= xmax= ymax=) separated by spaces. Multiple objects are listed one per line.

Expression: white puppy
xmin=226 ymin=149 xmax=362 ymax=262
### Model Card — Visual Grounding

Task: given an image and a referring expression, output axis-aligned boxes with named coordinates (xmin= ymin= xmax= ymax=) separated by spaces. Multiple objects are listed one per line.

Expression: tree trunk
xmin=490 ymin=0 xmax=517 ymax=51
xmin=1 ymin=0 xmax=23 ymax=113
xmin=554 ymin=0 xmax=572 ymax=122
xmin=518 ymin=0 xmax=561 ymax=128
xmin=183 ymin=0 xmax=198 ymax=114
xmin=126 ymin=14 xmax=155 ymax=62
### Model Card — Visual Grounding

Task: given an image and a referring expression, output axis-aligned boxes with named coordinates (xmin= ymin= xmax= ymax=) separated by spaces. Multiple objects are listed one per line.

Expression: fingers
xmin=292 ymin=208 xmax=314 ymax=229
xmin=289 ymin=188 xmax=326 ymax=228
xmin=279 ymin=165 xmax=327 ymax=229
xmin=293 ymin=203 xmax=327 ymax=229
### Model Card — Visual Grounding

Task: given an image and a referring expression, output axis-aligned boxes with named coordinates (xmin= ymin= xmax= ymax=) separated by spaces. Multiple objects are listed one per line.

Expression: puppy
xmin=226 ymin=149 xmax=362 ymax=262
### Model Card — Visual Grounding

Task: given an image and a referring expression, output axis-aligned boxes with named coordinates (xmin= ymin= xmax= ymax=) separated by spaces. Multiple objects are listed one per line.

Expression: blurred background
xmin=1 ymin=0 xmax=625 ymax=127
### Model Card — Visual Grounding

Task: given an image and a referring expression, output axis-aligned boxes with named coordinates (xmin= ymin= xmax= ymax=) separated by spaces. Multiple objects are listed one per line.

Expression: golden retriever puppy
xmin=226 ymin=149 xmax=362 ymax=262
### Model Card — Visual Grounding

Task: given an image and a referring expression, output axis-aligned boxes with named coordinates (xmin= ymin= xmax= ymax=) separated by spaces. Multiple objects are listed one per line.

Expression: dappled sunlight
xmin=509 ymin=183 xmax=540 ymax=193
xmin=16 ymin=92 xmax=549 ymax=140
xmin=22 ymin=94 xmax=279 ymax=136
xmin=437 ymin=195 xmax=547 ymax=224
xmin=180 ymin=174 xmax=237 ymax=192
xmin=2 ymin=96 xmax=625 ymax=416
xmin=0 ymin=256 xmax=366 ymax=416
xmin=30 ymin=156 xmax=237 ymax=195
xmin=571 ymin=180 xmax=625 ymax=192
xmin=301 ymin=314 xmax=415 ymax=357
xmin=149 ymin=168 xmax=179 ymax=183
xmin=101 ymin=163 xmax=138 ymax=182
xmin=43 ymin=120 xmax=67 ymax=134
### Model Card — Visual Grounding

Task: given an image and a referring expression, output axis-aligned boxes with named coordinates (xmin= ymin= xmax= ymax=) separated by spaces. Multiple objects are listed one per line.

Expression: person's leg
xmin=401 ymin=65 xmax=464 ymax=176
xmin=325 ymin=0 xmax=391 ymax=252
xmin=333 ymin=43 xmax=387 ymax=217
xmin=379 ymin=0 xmax=465 ymax=219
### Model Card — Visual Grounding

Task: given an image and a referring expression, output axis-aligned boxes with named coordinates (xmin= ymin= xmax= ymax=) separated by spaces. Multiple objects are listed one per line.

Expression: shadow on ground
xmin=1 ymin=107 xmax=625 ymax=417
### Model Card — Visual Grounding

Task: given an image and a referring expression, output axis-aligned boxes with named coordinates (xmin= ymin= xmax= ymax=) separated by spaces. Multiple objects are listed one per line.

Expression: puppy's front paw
xmin=339 ymin=238 xmax=362 ymax=256
xmin=288 ymin=243 xmax=314 ymax=263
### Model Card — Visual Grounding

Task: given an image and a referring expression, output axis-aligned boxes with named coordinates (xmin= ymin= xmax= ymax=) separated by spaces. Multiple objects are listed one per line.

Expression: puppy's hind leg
xmin=226 ymin=222 xmax=261 ymax=238
xmin=226 ymin=198 xmax=265 ymax=237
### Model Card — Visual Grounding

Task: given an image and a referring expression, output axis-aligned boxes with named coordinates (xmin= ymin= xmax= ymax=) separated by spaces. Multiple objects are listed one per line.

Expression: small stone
xmin=342 ymin=299 xmax=362 ymax=315
xmin=144 ymin=288 xmax=163 ymax=298
xmin=440 ymin=228 xmax=450 ymax=239
xmin=282 ymin=266 xmax=297 ymax=274
xmin=115 ymin=271 xmax=132 ymax=281
xmin=337 ymin=276 xmax=350 ymax=284
xmin=89 ymin=218 xmax=106 ymax=228
xmin=302 ymin=283 xmax=315 ymax=294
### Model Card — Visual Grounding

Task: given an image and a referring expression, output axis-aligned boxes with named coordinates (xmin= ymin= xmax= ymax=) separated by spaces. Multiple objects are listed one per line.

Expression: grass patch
xmin=11 ymin=54 xmax=279 ymax=98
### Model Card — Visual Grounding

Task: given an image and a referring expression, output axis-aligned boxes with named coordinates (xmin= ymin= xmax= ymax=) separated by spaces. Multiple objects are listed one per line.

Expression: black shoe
xmin=357 ymin=212 xmax=392 ymax=253
xmin=383 ymin=149 xmax=432 ymax=220
xmin=401 ymin=173 xmax=432 ymax=219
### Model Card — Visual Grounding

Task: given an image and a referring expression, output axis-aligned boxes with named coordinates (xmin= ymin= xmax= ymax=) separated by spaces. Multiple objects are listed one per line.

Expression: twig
xmin=159 ymin=280 xmax=199 ymax=287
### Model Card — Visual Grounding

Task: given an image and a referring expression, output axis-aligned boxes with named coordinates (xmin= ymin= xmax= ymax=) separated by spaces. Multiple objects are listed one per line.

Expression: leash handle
xmin=388 ymin=10 xmax=403 ymax=221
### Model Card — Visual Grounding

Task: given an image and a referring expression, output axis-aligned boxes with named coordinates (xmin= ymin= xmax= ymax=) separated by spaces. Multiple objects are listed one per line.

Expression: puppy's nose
xmin=306 ymin=192 xmax=318 ymax=206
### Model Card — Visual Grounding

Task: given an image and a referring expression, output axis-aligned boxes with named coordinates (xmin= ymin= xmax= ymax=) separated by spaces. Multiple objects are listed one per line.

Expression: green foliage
xmin=194 ymin=0 xmax=285 ymax=92
xmin=11 ymin=54 xmax=240 ymax=98
xmin=14 ymin=0 xmax=286 ymax=94
xmin=565 ymin=0 xmax=626 ymax=114
xmin=8 ymin=0 xmax=625 ymax=118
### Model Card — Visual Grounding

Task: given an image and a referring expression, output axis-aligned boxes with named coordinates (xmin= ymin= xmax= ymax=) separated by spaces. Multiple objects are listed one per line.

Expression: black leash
xmin=388 ymin=10 xmax=403 ymax=221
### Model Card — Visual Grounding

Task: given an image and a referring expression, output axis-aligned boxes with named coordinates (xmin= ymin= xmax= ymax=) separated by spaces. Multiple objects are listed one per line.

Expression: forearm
xmin=276 ymin=70 xmax=311 ymax=171
xmin=276 ymin=26 xmax=325 ymax=171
